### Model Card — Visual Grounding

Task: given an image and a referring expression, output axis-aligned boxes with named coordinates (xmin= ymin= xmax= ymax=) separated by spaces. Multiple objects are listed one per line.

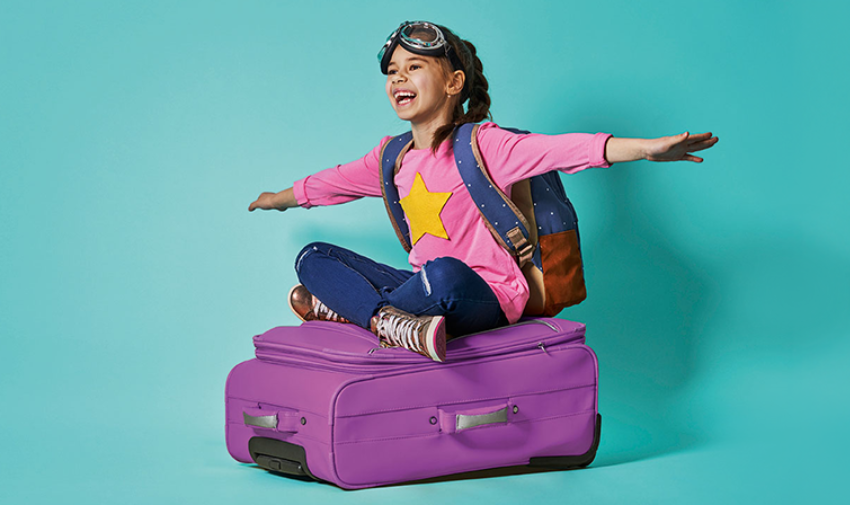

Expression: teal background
xmin=1 ymin=0 xmax=847 ymax=503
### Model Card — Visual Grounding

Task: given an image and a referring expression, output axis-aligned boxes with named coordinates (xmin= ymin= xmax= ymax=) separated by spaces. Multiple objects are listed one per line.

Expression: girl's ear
xmin=446 ymin=70 xmax=465 ymax=97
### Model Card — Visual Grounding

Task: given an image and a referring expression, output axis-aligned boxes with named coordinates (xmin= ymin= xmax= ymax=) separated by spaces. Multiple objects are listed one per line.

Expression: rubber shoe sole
xmin=424 ymin=315 xmax=447 ymax=362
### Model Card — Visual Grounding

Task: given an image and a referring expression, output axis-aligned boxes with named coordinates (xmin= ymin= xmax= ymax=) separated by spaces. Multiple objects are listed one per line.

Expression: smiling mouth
xmin=394 ymin=90 xmax=417 ymax=106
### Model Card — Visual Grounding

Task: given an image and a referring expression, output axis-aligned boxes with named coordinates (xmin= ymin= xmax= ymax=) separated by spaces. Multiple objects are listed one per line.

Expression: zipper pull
xmin=538 ymin=342 xmax=548 ymax=354
xmin=368 ymin=348 xmax=379 ymax=355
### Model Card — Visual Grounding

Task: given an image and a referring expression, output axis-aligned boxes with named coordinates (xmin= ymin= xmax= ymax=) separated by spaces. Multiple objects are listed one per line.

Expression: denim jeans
xmin=294 ymin=242 xmax=508 ymax=336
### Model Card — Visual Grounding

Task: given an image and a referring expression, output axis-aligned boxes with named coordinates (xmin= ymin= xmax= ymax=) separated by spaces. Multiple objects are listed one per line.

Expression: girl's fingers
xmin=689 ymin=137 xmax=719 ymax=152
xmin=249 ymin=193 xmax=271 ymax=211
xmin=686 ymin=132 xmax=713 ymax=144
xmin=683 ymin=154 xmax=703 ymax=162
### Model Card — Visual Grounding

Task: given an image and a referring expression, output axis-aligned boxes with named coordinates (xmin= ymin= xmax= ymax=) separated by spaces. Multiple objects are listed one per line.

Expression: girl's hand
xmin=248 ymin=188 xmax=297 ymax=212
xmin=644 ymin=131 xmax=719 ymax=163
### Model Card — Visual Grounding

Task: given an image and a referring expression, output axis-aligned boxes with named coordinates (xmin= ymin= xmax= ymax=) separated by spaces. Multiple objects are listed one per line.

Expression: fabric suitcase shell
xmin=225 ymin=318 xmax=600 ymax=489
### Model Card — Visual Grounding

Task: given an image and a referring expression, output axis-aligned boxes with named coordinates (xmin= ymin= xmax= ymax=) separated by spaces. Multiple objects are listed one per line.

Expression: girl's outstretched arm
xmin=605 ymin=132 xmax=719 ymax=164
xmin=248 ymin=187 xmax=297 ymax=212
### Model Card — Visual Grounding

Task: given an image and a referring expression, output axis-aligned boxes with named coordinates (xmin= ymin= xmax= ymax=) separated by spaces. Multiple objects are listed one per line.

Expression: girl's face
xmin=385 ymin=46 xmax=461 ymax=126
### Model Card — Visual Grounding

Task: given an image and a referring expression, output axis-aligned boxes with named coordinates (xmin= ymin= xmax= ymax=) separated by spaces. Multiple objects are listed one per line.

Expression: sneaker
xmin=288 ymin=284 xmax=351 ymax=324
xmin=370 ymin=306 xmax=446 ymax=362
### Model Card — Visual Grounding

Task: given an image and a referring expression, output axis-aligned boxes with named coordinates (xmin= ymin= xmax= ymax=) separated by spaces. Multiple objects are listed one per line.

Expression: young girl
xmin=249 ymin=21 xmax=718 ymax=362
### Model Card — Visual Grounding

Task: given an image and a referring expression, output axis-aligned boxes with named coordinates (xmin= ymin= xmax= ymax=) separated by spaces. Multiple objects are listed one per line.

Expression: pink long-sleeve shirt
xmin=293 ymin=122 xmax=612 ymax=323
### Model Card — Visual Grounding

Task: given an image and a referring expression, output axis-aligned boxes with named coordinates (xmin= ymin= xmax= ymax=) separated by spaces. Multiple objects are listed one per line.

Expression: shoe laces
xmin=313 ymin=299 xmax=344 ymax=322
xmin=375 ymin=312 xmax=423 ymax=352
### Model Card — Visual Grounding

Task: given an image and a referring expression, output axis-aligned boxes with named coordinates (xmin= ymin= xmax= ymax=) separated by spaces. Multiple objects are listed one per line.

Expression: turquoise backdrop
xmin=1 ymin=1 xmax=847 ymax=503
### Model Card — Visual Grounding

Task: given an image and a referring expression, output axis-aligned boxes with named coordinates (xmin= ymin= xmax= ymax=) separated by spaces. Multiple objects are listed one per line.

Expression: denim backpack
xmin=379 ymin=123 xmax=586 ymax=316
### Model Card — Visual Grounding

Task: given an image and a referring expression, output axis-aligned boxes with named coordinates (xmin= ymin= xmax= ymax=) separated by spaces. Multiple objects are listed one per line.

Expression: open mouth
xmin=394 ymin=90 xmax=417 ymax=106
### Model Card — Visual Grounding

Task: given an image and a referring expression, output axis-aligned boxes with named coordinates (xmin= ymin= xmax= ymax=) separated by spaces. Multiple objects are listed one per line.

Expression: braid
xmin=431 ymin=30 xmax=493 ymax=153
xmin=455 ymin=40 xmax=491 ymax=124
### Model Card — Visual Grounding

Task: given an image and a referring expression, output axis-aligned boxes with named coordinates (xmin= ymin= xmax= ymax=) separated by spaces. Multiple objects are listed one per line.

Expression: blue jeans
xmin=294 ymin=242 xmax=508 ymax=336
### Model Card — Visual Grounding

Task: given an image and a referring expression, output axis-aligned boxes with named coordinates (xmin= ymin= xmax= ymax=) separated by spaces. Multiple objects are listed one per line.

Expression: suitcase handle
xmin=438 ymin=403 xmax=510 ymax=434
xmin=243 ymin=408 xmax=302 ymax=433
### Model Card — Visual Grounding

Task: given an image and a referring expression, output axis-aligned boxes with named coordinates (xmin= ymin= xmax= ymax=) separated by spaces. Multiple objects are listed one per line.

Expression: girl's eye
xmin=410 ymin=65 xmax=420 ymax=70
xmin=388 ymin=70 xmax=397 ymax=75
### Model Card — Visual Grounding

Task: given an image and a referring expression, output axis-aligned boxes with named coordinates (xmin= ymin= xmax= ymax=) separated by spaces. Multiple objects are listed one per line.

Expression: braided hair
xmin=430 ymin=25 xmax=492 ymax=153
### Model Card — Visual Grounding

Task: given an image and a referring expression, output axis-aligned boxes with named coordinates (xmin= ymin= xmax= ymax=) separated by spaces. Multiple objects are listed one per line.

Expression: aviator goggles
xmin=377 ymin=21 xmax=465 ymax=76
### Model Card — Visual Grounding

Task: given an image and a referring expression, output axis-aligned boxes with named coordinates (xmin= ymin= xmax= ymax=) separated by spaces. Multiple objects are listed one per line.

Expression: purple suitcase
xmin=225 ymin=317 xmax=601 ymax=489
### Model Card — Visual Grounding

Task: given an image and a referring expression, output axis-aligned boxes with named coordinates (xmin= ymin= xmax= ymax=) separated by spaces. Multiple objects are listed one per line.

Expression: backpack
xmin=379 ymin=123 xmax=586 ymax=316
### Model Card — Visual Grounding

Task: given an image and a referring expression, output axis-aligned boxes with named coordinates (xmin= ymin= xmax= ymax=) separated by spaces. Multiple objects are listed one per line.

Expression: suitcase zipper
xmin=367 ymin=319 xmax=557 ymax=356
xmin=254 ymin=320 xmax=583 ymax=367
xmin=362 ymin=319 xmax=568 ymax=361
xmin=366 ymin=319 xmax=558 ymax=355
xmin=255 ymin=341 xmax=593 ymax=375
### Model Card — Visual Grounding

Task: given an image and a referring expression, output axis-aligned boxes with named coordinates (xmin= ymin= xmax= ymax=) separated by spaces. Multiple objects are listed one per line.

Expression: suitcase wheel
xmin=248 ymin=437 xmax=320 ymax=482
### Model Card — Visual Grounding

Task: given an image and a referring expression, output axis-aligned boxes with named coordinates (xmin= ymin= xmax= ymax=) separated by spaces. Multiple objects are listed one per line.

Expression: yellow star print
xmin=399 ymin=172 xmax=453 ymax=245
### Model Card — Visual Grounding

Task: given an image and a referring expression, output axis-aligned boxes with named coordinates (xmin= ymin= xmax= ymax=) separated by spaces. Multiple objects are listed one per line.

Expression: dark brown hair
xmin=430 ymin=25 xmax=492 ymax=153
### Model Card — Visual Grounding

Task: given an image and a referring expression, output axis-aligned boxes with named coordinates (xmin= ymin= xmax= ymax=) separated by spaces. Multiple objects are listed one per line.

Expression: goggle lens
xmin=400 ymin=24 xmax=442 ymax=48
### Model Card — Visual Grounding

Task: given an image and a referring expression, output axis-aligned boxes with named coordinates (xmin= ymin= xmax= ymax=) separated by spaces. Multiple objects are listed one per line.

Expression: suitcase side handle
xmin=243 ymin=408 xmax=301 ymax=433
xmin=438 ymin=403 xmax=510 ymax=434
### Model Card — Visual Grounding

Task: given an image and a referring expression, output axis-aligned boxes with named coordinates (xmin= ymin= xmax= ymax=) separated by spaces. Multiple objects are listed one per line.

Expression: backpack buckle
xmin=517 ymin=241 xmax=535 ymax=266
xmin=507 ymin=227 xmax=535 ymax=266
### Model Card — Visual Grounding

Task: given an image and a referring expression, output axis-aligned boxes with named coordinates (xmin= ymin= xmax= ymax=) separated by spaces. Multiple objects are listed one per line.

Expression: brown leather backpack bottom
xmin=522 ymin=229 xmax=587 ymax=317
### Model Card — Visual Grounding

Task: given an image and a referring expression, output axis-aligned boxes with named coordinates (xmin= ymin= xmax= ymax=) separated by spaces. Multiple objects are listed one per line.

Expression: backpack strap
xmin=452 ymin=123 xmax=536 ymax=266
xmin=379 ymin=132 xmax=415 ymax=252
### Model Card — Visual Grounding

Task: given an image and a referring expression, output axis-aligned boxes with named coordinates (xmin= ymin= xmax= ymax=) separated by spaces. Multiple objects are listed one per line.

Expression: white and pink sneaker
xmin=370 ymin=306 xmax=447 ymax=362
